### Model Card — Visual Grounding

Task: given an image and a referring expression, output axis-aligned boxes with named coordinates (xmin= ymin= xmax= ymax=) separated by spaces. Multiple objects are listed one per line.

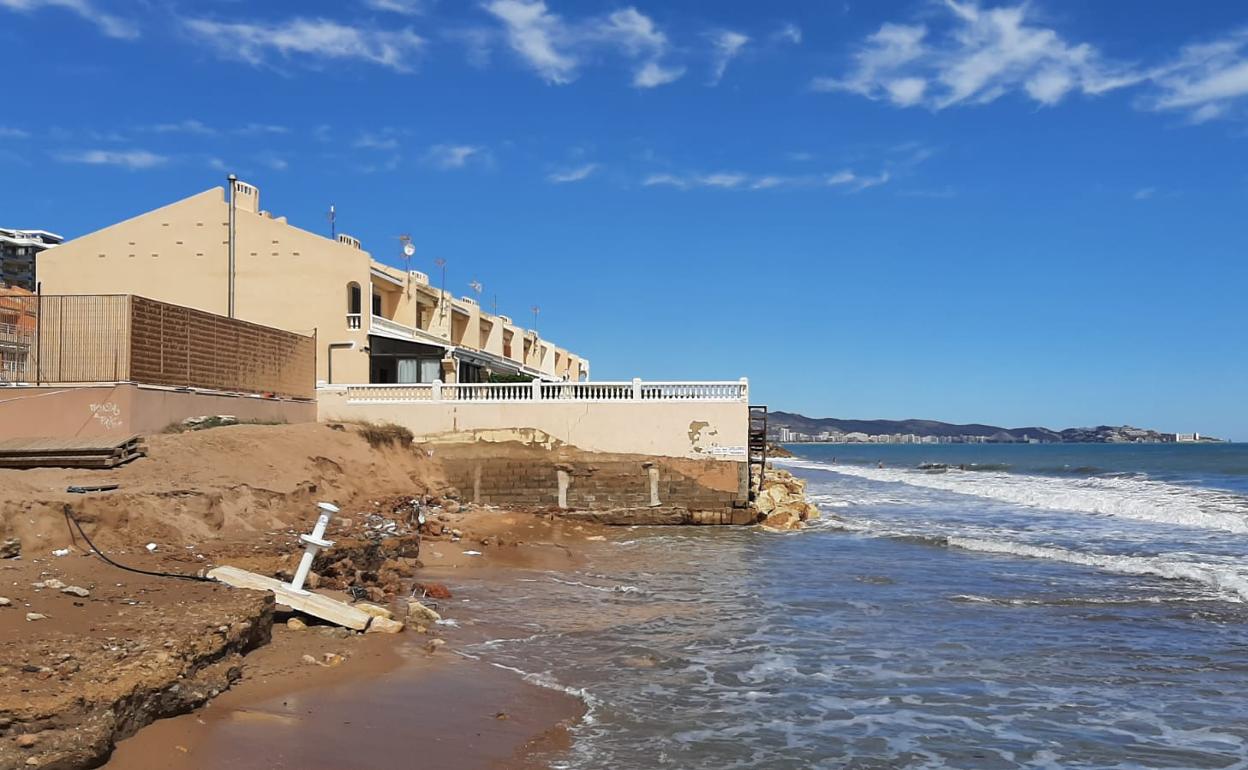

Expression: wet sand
xmin=105 ymin=650 xmax=583 ymax=770
xmin=101 ymin=516 xmax=599 ymax=770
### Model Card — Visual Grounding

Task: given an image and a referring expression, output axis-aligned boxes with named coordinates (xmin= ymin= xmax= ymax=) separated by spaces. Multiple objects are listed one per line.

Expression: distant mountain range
xmin=767 ymin=412 xmax=1217 ymax=444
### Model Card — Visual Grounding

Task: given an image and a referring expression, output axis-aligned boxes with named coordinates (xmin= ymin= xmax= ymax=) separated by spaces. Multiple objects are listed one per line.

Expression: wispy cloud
xmin=355 ymin=132 xmax=401 ymax=150
xmin=260 ymin=155 xmax=289 ymax=171
xmin=773 ymin=23 xmax=801 ymax=46
xmin=363 ymin=0 xmax=429 ymax=15
xmin=0 ymin=0 xmax=137 ymax=40
xmin=236 ymin=123 xmax=289 ymax=135
xmin=708 ymin=30 xmax=748 ymax=85
xmin=644 ymin=167 xmax=893 ymax=192
xmin=815 ymin=1 xmax=1140 ymax=109
xmin=547 ymin=162 xmax=600 ymax=183
xmin=426 ymin=143 xmax=486 ymax=169
xmin=148 ymin=119 xmax=215 ymax=135
xmin=182 ymin=17 xmax=425 ymax=72
xmin=55 ymin=149 xmax=168 ymax=170
xmin=1146 ymin=30 xmax=1248 ymax=123
xmin=0 ymin=126 xmax=30 ymax=139
xmin=1133 ymin=186 xmax=1157 ymax=200
xmin=483 ymin=0 xmax=682 ymax=88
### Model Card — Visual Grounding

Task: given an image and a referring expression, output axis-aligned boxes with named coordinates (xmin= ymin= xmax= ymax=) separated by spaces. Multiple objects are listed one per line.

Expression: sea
xmin=453 ymin=443 xmax=1248 ymax=769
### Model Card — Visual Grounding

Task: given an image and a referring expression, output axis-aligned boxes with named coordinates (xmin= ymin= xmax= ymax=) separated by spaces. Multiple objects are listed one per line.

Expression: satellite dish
xmin=403 ymin=242 xmax=416 ymax=258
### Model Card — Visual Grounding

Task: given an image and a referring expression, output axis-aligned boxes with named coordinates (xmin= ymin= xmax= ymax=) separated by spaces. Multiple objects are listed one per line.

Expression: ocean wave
xmin=549 ymin=576 xmax=645 ymax=594
xmin=486 ymin=661 xmax=604 ymax=725
xmin=813 ymin=516 xmax=1248 ymax=602
xmin=945 ymin=536 xmax=1248 ymax=602
xmin=784 ymin=459 xmax=1248 ymax=533
xmin=948 ymin=594 xmax=1220 ymax=607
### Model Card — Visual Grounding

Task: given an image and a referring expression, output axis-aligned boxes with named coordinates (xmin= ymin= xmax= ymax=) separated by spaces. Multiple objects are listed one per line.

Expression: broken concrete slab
xmin=208 ymin=566 xmax=371 ymax=631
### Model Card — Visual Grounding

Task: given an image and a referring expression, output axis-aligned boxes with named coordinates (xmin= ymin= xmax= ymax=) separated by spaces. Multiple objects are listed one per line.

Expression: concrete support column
xmin=645 ymin=462 xmax=660 ymax=507
xmin=441 ymin=357 xmax=457 ymax=384
xmin=557 ymin=468 xmax=570 ymax=509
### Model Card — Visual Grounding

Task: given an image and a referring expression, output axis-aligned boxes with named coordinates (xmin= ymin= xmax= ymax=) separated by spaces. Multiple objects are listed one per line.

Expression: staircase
xmin=747 ymin=405 xmax=768 ymax=502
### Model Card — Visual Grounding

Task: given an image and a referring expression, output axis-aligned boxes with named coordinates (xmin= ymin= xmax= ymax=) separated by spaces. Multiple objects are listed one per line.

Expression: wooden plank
xmin=0 ymin=435 xmax=141 ymax=455
xmin=207 ymin=565 xmax=372 ymax=631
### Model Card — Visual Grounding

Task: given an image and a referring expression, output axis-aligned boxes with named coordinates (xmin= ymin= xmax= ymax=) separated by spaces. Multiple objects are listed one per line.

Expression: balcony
xmin=346 ymin=313 xmax=361 ymax=330
xmin=369 ymin=315 xmax=448 ymax=347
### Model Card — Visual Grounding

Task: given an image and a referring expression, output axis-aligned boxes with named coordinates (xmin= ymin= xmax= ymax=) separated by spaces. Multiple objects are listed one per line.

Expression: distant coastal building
xmin=0 ymin=227 xmax=62 ymax=291
xmin=37 ymin=180 xmax=588 ymax=385
xmin=0 ymin=284 xmax=36 ymax=383
xmin=1175 ymin=433 xmax=1201 ymax=443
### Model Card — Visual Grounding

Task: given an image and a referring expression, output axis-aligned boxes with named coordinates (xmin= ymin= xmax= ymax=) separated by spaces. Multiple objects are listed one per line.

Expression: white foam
xmin=486 ymin=661 xmax=603 ymax=725
xmin=784 ymin=459 xmax=1248 ymax=534
xmin=945 ymin=536 xmax=1248 ymax=602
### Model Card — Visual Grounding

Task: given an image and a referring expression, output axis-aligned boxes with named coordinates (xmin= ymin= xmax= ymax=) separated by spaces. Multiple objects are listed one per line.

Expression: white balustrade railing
xmin=344 ymin=384 xmax=433 ymax=402
xmin=346 ymin=313 xmax=361 ymax=330
xmin=369 ymin=314 xmax=449 ymax=346
xmin=332 ymin=378 xmax=748 ymax=404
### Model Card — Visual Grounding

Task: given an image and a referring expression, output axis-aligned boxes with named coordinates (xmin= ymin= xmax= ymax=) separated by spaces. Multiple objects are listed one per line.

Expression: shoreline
xmin=102 ymin=517 xmax=601 ymax=770
xmin=0 ymin=423 xmax=788 ymax=768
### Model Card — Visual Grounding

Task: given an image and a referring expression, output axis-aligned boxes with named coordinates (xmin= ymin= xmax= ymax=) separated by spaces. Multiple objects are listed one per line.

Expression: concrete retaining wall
xmin=433 ymin=444 xmax=753 ymax=524
xmin=317 ymin=390 xmax=748 ymax=461
xmin=0 ymin=383 xmax=315 ymax=440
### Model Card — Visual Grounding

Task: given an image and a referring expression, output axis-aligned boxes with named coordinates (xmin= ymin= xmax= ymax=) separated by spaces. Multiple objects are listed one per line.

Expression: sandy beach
xmin=0 ymin=423 xmax=604 ymax=769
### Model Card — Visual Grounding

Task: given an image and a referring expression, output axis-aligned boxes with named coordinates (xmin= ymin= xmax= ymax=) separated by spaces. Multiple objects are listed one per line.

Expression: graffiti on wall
xmin=89 ymin=401 xmax=123 ymax=430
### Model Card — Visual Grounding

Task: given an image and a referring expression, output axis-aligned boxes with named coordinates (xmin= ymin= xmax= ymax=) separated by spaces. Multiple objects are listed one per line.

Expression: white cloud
xmin=484 ymin=0 xmax=575 ymax=83
xmin=260 ymin=155 xmax=289 ymax=171
xmin=547 ymin=162 xmax=599 ymax=183
xmin=363 ymin=0 xmax=429 ymax=14
xmin=1147 ymin=30 xmax=1248 ymax=122
xmin=1133 ymin=186 xmax=1157 ymax=200
xmin=237 ymin=123 xmax=289 ymax=135
xmin=634 ymin=60 xmax=684 ymax=88
xmin=55 ymin=149 xmax=167 ymax=170
xmin=149 ymin=119 xmax=215 ymax=135
xmin=773 ymin=23 xmax=801 ymax=46
xmin=816 ymin=1 xmax=1140 ymax=109
xmin=709 ymin=30 xmax=748 ymax=85
xmin=426 ymin=143 xmax=485 ymax=169
xmin=483 ymin=0 xmax=682 ymax=87
xmin=0 ymin=0 xmax=137 ymax=39
xmin=183 ymin=17 xmax=425 ymax=72
xmin=0 ymin=126 xmax=30 ymax=139
xmin=643 ymin=169 xmax=890 ymax=192
xmin=355 ymin=132 xmax=401 ymax=150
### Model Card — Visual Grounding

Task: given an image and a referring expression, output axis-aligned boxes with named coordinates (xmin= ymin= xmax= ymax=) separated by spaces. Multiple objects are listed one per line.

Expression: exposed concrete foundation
xmin=431 ymin=442 xmax=754 ymax=525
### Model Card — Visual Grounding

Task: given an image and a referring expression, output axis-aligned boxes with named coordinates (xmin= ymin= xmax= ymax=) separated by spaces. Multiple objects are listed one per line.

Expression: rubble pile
xmin=753 ymin=467 xmax=821 ymax=531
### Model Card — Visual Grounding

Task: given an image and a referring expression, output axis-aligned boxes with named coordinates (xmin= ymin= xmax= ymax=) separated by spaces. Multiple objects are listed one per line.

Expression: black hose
xmin=62 ymin=505 xmax=212 ymax=583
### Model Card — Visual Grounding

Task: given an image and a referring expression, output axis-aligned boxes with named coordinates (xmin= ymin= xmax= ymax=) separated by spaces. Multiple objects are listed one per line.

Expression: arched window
xmin=346 ymin=282 xmax=362 ymax=329
xmin=347 ymin=282 xmax=361 ymax=314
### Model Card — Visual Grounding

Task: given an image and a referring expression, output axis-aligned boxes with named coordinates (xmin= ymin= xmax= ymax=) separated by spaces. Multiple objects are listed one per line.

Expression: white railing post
xmin=632 ymin=377 xmax=642 ymax=401
xmin=531 ymin=379 xmax=542 ymax=401
xmin=432 ymin=379 xmax=442 ymax=402
xmin=739 ymin=377 xmax=748 ymax=402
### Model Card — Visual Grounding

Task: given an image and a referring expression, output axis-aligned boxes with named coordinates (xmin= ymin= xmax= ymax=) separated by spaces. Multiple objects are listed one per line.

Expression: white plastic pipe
xmin=290 ymin=502 xmax=338 ymax=595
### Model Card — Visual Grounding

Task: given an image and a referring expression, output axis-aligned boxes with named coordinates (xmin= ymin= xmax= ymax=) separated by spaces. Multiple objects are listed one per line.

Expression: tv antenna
xmin=469 ymin=279 xmax=482 ymax=304
xmin=531 ymin=305 xmax=540 ymax=334
xmin=434 ymin=258 xmax=447 ymax=317
xmin=327 ymin=205 xmax=336 ymax=239
xmin=398 ymin=234 xmax=414 ymax=294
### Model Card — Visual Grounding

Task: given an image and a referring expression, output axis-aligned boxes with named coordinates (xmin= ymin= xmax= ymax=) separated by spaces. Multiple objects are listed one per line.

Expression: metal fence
xmin=0 ymin=294 xmax=315 ymax=399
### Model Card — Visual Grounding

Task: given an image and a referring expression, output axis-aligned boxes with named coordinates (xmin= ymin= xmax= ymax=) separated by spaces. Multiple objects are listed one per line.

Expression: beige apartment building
xmin=37 ymin=180 xmax=589 ymax=385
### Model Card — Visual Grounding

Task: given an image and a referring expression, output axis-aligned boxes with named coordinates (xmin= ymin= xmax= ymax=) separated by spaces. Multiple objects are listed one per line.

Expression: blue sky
xmin=2 ymin=0 xmax=1246 ymax=438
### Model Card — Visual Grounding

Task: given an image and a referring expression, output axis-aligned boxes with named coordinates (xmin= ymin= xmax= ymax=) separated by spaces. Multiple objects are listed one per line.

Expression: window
xmin=347 ymin=282 xmax=361 ymax=314
xmin=396 ymin=357 xmax=442 ymax=383
xmin=372 ymin=293 xmax=383 ymax=316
